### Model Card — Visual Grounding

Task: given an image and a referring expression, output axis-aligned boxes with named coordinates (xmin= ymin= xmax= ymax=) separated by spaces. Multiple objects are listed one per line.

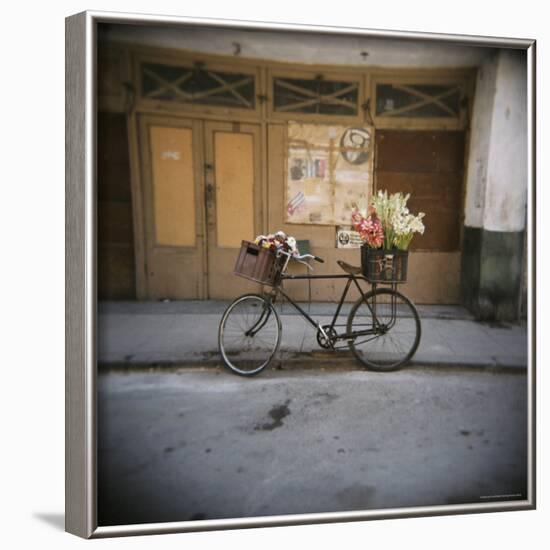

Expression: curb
xmin=98 ymin=352 xmax=527 ymax=373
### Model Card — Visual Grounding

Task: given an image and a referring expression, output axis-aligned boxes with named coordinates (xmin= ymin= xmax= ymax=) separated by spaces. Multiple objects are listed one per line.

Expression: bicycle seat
xmin=337 ymin=260 xmax=362 ymax=275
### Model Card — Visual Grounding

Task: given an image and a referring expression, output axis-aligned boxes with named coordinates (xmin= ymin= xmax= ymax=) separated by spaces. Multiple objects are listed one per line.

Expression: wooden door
xmin=204 ymin=121 xmax=263 ymax=298
xmin=375 ymin=130 xmax=466 ymax=304
xmin=138 ymin=114 xmax=206 ymax=299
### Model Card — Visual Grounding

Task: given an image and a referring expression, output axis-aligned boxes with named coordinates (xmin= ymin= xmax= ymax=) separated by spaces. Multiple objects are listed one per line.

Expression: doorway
xmin=137 ymin=114 xmax=263 ymax=299
xmin=203 ymin=120 xmax=263 ymax=298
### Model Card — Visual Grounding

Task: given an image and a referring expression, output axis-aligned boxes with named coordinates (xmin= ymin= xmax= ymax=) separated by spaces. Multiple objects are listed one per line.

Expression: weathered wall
xmin=484 ymin=50 xmax=527 ymax=232
xmin=461 ymin=49 xmax=527 ymax=320
xmin=99 ymin=23 xmax=495 ymax=68
xmin=464 ymin=52 xmax=498 ymax=229
xmin=97 ymin=112 xmax=137 ymax=299
xmin=96 ymin=27 xmax=527 ymax=312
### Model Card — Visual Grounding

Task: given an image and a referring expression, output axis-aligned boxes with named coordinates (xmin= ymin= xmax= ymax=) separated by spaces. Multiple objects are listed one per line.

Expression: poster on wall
xmin=285 ymin=122 xmax=374 ymax=225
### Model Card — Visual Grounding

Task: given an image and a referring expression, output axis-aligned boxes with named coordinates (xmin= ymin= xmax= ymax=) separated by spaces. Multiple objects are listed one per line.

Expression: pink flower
xmin=352 ymin=209 xmax=384 ymax=248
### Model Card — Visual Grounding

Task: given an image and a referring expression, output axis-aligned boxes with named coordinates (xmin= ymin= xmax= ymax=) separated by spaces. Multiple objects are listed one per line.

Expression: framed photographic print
xmin=65 ymin=10 xmax=536 ymax=538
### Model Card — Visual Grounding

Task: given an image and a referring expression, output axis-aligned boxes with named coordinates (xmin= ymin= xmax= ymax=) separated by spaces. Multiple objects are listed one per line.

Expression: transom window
xmin=140 ymin=62 xmax=256 ymax=109
xmin=375 ymin=83 xmax=463 ymax=119
xmin=273 ymin=76 xmax=359 ymax=116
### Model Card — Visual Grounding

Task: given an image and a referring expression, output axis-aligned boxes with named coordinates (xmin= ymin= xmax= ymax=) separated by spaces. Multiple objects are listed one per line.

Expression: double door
xmin=138 ymin=115 xmax=263 ymax=299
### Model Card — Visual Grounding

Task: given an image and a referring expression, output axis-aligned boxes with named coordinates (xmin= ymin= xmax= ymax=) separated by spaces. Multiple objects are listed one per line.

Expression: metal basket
xmin=361 ymin=246 xmax=409 ymax=283
xmin=233 ymin=241 xmax=285 ymax=286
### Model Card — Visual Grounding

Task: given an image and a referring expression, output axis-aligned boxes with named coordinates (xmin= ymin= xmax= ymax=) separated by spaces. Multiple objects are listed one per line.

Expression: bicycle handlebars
xmin=297 ymin=253 xmax=324 ymax=263
xmin=277 ymin=249 xmax=324 ymax=265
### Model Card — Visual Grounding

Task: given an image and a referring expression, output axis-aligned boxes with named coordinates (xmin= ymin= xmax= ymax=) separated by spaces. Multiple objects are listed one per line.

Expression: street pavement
xmin=98 ymin=300 xmax=528 ymax=370
xmin=97 ymin=367 xmax=528 ymax=526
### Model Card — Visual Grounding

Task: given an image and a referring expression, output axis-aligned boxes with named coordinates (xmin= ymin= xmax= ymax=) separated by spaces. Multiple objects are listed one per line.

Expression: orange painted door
xmin=204 ymin=121 xmax=263 ymax=298
xmin=138 ymin=114 xmax=206 ymax=299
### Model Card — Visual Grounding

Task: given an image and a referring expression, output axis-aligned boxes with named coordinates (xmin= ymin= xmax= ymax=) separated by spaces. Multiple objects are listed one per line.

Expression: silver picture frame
xmin=65 ymin=10 xmax=536 ymax=539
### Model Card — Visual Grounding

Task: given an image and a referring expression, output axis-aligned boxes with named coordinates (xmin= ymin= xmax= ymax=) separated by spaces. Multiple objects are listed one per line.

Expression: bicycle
xmin=218 ymin=248 xmax=421 ymax=376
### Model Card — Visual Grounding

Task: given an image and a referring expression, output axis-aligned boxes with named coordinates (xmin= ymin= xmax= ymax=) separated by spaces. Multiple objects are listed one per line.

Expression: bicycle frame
xmin=272 ymin=271 xmax=399 ymax=344
xmin=245 ymin=301 xmax=274 ymax=337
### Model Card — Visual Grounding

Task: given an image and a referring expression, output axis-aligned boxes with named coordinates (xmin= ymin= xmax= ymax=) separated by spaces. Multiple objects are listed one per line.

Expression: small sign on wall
xmin=336 ymin=227 xmax=363 ymax=249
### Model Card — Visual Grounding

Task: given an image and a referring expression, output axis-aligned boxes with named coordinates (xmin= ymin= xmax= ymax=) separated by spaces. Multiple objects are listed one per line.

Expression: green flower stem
xmin=393 ymin=233 xmax=415 ymax=251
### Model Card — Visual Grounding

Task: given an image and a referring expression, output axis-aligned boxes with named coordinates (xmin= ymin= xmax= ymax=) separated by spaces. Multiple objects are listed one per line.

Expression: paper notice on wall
xmin=336 ymin=227 xmax=364 ymax=249
xmin=285 ymin=123 xmax=374 ymax=225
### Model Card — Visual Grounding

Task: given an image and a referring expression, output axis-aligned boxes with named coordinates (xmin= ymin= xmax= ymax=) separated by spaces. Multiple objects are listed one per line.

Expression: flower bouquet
xmin=254 ymin=231 xmax=299 ymax=257
xmin=351 ymin=191 xmax=425 ymax=282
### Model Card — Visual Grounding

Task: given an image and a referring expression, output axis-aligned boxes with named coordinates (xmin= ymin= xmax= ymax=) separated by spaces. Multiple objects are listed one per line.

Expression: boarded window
xmin=141 ymin=62 xmax=256 ymax=109
xmin=273 ymin=77 xmax=359 ymax=116
xmin=375 ymin=130 xmax=465 ymax=251
xmin=214 ymin=132 xmax=255 ymax=248
xmin=375 ymin=83 xmax=462 ymax=119
xmin=150 ymin=126 xmax=196 ymax=247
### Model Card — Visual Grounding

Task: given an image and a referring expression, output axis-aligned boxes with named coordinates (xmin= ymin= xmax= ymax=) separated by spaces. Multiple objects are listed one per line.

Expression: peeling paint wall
xmin=484 ymin=50 xmax=527 ymax=232
xmin=463 ymin=52 xmax=498 ymax=228
xmin=464 ymin=49 xmax=527 ymax=232
xmin=461 ymin=49 xmax=528 ymax=321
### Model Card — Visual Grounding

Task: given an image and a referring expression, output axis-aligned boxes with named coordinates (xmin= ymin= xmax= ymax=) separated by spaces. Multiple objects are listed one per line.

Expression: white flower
xmin=370 ymin=190 xmax=425 ymax=249
xmin=409 ymin=213 xmax=425 ymax=235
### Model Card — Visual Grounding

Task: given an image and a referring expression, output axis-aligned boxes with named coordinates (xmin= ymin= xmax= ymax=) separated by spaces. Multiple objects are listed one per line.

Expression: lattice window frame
xmin=370 ymin=71 xmax=474 ymax=130
xmin=268 ymin=68 xmax=365 ymax=124
xmin=134 ymin=54 xmax=263 ymax=118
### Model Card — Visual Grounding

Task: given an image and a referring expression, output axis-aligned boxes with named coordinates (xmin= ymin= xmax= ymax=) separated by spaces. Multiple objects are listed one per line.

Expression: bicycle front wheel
xmin=218 ymin=294 xmax=281 ymax=376
xmin=347 ymin=288 xmax=421 ymax=371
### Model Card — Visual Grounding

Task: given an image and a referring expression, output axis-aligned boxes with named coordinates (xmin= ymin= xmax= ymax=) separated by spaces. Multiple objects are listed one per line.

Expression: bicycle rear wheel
xmin=347 ymin=288 xmax=421 ymax=371
xmin=218 ymin=294 xmax=281 ymax=376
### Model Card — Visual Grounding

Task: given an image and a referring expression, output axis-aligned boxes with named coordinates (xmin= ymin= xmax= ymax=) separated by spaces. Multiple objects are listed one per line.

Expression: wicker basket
xmin=361 ymin=246 xmax=409 ymax=283
xmin=234 ymin=241 xmax=285 ymax=286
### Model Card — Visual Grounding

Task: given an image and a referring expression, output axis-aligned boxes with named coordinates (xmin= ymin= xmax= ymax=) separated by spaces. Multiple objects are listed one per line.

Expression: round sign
xmin=339 ymin=127 xmax=371 ymax=165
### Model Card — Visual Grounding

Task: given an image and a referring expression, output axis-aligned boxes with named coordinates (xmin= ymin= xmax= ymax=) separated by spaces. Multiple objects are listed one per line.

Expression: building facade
xmin=97 ymin=23 xmax=527 ymax=320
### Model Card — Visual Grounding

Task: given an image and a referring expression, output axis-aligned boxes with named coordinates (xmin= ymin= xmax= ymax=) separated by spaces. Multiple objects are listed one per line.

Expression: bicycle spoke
xmin=347 ymin=288 xmax=420 ymax=371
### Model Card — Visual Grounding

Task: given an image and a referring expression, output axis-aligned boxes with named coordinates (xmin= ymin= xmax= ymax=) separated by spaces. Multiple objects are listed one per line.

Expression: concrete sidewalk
xmin=98 ymin=300 xmax=528 ymax=370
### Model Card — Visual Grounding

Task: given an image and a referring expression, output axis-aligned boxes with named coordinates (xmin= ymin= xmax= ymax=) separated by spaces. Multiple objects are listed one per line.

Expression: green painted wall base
xmin=460 ymin=226 xmax=525 ymax=321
